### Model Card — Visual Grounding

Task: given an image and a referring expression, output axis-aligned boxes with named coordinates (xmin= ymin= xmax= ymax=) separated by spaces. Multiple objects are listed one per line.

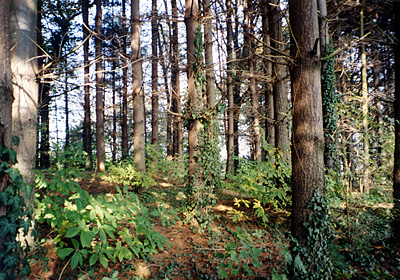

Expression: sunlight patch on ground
xmin=212 ymin=204 xmax=234 ymax=212
xmin=176 ymin=191 xmax=186 ymax=201
xmin=159 ymin=182 xmax=173 ymax=188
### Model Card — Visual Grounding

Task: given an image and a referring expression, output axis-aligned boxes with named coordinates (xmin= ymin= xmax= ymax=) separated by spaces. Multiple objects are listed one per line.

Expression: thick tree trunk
xmin=83 ymin=0 xmax=92 ymax=165
xmin=289 ymin=0 xmax=324 ymax=241
xmin=172 ymin=0 xmax=182 ymax=158
xmin=132 ymin=0 xmax=146 ymax=173
xmin=226 ymin=0 xmax=234 ymax=174
xmin=151 ymin=0 xmax=159 ymax=162
xmin=121 ymin=0 xmax=129 ymax=160
xmin=95 ymin=0 xmax=105 ymax=172
xmin=112 ymin=58 xmax=117 ymax=162
xmin=10 ymin=0 xmax=39 ymax=248
xmin=269 ymin=0 xmax=289 ymax=158
xmin=393 ymin=0 xmax=400 ymax=240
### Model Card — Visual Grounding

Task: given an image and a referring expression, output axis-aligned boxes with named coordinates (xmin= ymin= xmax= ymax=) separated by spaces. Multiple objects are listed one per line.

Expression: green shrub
xmin=35 ymin=168 xmax=175 ymax=270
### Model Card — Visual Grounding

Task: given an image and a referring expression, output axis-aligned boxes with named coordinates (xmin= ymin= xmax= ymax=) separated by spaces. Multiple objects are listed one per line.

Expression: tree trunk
xmin=10 ymin=0 xmax=39 ymax=248
xmin=83 ymin=0 xmax=92 ymax=166
xmin=121 ymin=0 xmax=129 ymax=160
xmin=185 ymin=0 xmax=203 ymax=190
xmin=64 ymin=64 xmax=70 ymax=148
xmin=269 ymin=0 xmax=289 ymax=158
xmin=226 ymin=0 xmax=234 ymax=174
xmin=0 ymin=0 xmax=13 ymax=159
xmin=95 ymin=0 xmax=105 ymax=172
xmin=360 ymin=6 xmax=370 ymax=194
xmin=261 ymin=0 xmax=274 ymax=162
xmin=151 ymin=0 xmax=159 ymax=163
xmin=132 ymin=0 xmax=146 ymax=173
xmin=204 ymin=0 xmax=216 ymax=109
xmin=37 ymin=0 xmax=50 ymax=169
xmin=244 ymin=0 xmax=261 ymax=162
xmin=112 ymin=57 xmax=117 ymax=162
xmin=392 ymin=0 xmax=400 ymax=240
xmin=172 ymin=0 xmax=182 ymax=158
xmin=289 ymin=0 xmax=324 ymax=243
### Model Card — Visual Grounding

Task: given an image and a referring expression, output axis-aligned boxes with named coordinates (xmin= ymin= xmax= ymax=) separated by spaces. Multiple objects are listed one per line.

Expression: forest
xmin=0 ymin=0 xmax=400 ymax=279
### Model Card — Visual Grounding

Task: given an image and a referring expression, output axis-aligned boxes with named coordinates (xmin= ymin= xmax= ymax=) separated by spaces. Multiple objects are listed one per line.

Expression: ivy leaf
xmin=5 ymin=168 xmax=20 ymax=183
xmin=0 ymin=217 xmax=17 ymax=237
xmin=18 ymin=218 xmax=32 ymax=233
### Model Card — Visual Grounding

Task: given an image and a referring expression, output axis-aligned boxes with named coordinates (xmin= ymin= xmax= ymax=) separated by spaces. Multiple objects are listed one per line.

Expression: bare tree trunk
xmin=83 ymin=0 xmax=92 ymax=165
xmin=10 ymin=0 xmax=39 ymax=248
xmin=261 ymin=0 xmax=274 ymax=162
xmin=151 ymin=0 xmax=159 ymax=163
xmin=392 ymin=0 xmax=400 ymax=240
xmin=269 ymin=0 xmax=289 ymax=158
xmin=37 ymin=0 xmax=50 ymax=168
xmin=132 ymin=0 xmax=146 ymax=173
xmin=95 ymin=0 xmax=105 ymax=172
xmin=172 ymin=0 xmax=182 ymax=158
xmin=226 ymin=0 xmax=234 ymax=174
xmin=204 ymin=0 xmax=216 ymax=109
xmin=244 ymin=0 xmax=261 ymax=162
xmin=64 ymin=64 xmax=70 ymax=148
xmin=289 ymin=0 xmax=324 ymax=243
xmin=360 ymin=6 xmax=370 ymax=194
xmin=121 ymin=0 xmax=129 ymax=160
xmin=112 ymin=57 xmax=117 ymax=162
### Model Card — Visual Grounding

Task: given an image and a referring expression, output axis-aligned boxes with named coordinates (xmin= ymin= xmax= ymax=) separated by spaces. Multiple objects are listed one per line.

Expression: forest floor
xmin=27 ymin=172 xmax=400 ymax=280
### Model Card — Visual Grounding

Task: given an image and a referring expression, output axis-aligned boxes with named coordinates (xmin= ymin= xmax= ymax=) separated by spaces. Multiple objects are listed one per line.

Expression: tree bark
xmin=121 ymin=0 xmax=129 ymax=160
xmin=392 ymin=0 xmax=400 ymax=240
xmin=10 ymin=0 xmax=39 ymax=248
xmin=261 ymin=0 xmax=274 ymax=162
xmin=83 ymin=0 xmax=92 ymax=166
xmin=289 ymin=0 xmax=324 ymax=241
xmin=269 ymin=0 xmax=289 ymax=158
xmin=37 ymin=0 xmax=50 ymax=169
xmin=244 ymin=0 xmax=261 ymax=162
xmin=172 ymin=0 xmax=182 ymax=158
xmin=204 ymin=0 xmax=216 ymax=109
xmin=226 ymin=0 xmax=234 ymax=174
xmin=151 ymin=0 xmax=159 ymax=162
xmin=95 ymin=0 xmax=105 ymax=172
xmin=360 ymin=6 xmax=370 ymax=194
xmin=185 ymin=0 xmax=202 ymax=189
xmin=132 ymin=0 xmax=146 ymax=173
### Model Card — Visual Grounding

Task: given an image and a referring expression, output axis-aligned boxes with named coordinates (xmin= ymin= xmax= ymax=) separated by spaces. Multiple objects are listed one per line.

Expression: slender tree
xmin=132 ymin=0 xmax=146 ymax=173
xmin=95 ymin=0 xmax=105 ymax=172
xmin=172 ymin=0 xmax=182 ymax=158
xmin=360 ymin=5 xmax=370 ymax=193
xmin=151 ymin=0 xmax=159 ymax=162
xmin=393 ymin=0 xmax=400 ymax=240
xmin=244 ymin=0 xmax=261 ymax=162
xmin=10 ymin=0 xmax=39 ymax=248
xmin=269 ymin=0 xmax=289 ymax=158
xmin=226 ymin=0 xmax=235 ymax=174
xmin=185 ymin=0 xmax=203 ymax=192
xmin=121 ymin=0 xmax=129 ymax=159
xmin=83 ymin=0 xmax=92 ymax=165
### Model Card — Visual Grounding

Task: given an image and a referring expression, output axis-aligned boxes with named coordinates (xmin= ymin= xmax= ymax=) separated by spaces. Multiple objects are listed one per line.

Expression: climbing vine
xmin=0 ymin=137 xmax=33 ymax=279
xmin=185 ymin=25 xmax=222 ymax=229
xmin=322 ymin=42 xmax=339 ymax=171
xmin=289 ymin=189 xmax=333 ymax=280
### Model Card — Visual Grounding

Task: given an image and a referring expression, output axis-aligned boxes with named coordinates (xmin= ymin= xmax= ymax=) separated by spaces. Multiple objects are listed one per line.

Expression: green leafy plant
xmin=0 ymin=138 xmax=33 ymax=279
xmin=216 ymin=227 xmax=262 ymax=279
xmin=35 ymin=168 xmax=175 ymax=270
xmin=103 ymin=159 xmax=156 ymax=192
